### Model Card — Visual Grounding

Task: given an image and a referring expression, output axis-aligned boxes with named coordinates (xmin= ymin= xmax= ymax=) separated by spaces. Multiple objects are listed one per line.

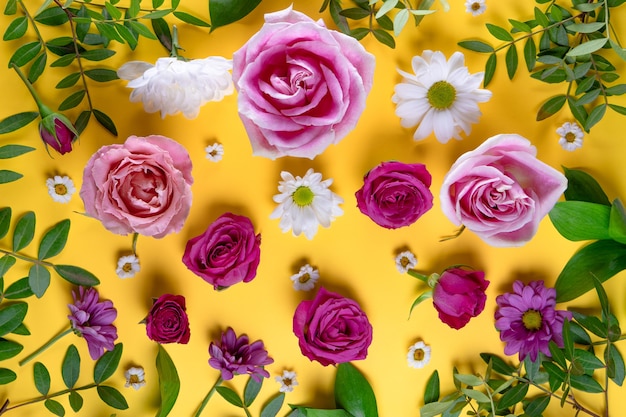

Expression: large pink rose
xmin=80 ymin=135 xmax=193 ymax=238
xmin=293 ymin=287 xmax=372 ymax=366
xmin=440 ymin=134 xmax=567 ymax=246
xmin=232 ymin=6 xmax=375 ymax=159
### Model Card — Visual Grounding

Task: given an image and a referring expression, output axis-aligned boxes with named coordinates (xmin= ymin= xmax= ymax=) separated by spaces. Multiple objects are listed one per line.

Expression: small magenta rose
xmin=232 ymin=6 xmax=375 ymax=159
xmin=40 ymin=114 xmax=77 ymax=155
xmin=293 ymin=287 xmax=372 ymax=366
xmin=440 ymin=134 xmax=567 ymax=246
xmin=145 ymin=294 xmax=190 ymax=344
xmin=182 ymin=213 xmax=261 ymax=290
xmin=432 ymin=268 xmax=489 ymax=329
xmin=355 ymin=161 xmax=433 ymax=228
xmin=80 ymin=135 xmax=193 ymax=238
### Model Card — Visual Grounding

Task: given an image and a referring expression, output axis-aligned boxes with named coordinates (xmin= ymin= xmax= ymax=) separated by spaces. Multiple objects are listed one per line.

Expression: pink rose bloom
xmin=80 ymin=135 xmax=193 ymax=238
xmin=232 ymin=6 xmax=375 ymax=159
xmin=355 ymin=161 xmax=433 ymax=229
xmin=145 ymin=294 xmax=191 ymax=344
xmin=432 ymin=268 xmax=489 ymax=329
xmin=182 ymin=213 xmax=261 ymax=290
xmin=440 ymin=134 xmax=567 ymax=246
xmin=293 ymin=287 xmax=372 ymax=366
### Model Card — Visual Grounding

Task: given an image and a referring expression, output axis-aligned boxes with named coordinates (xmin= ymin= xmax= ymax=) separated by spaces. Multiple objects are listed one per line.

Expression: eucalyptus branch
xmin=0 ymin=383 xmax=97 ymax=415
xmin=492 ymin=14 xmax=581 ymax=54
xmin=16 ymin=0 xmax=46 ymax=50
xmin=0 ymin=248 xmax=54 ymax=268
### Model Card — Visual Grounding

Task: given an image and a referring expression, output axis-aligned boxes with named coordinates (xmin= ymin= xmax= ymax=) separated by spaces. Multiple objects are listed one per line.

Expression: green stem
xmin=406 ymin=270 xmax=429 ymax=283
xmin=131 ymin=233 xmax=139 ymax=255
xmin=0 ymin=383 xmax=97 ymax=414
xmin=0 ymin=248 xmax=53 ymax=268
xmin=194 ymin=375 xmax=223 ymax=417
xmin=516 ymin=376 xmax=601 ymax=417
xmin=10 ymin=63 xmax=47 ymax=114
xmin=591 ymin=334 xmax=626 ymax=345
xmin=18 ymin=328 xmax=73 ymax=367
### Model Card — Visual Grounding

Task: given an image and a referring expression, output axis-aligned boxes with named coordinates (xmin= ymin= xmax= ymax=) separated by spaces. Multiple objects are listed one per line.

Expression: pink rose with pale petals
xmin=80 ymin=135 xmax=193 ymax=238
xmin=440 ymin=134 xmax=567 ymax=246
xmin=232 ymin=6 xmax=375 ymax=160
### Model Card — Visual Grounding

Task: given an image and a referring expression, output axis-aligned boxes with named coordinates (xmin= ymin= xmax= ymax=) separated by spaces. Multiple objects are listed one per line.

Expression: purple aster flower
xmin=208 ymin=327 xmax=273 ymax=382
xmin=495 ymin=280 xmax=572 ymax=362
xmin=68 ymin=286 xmax=118 ymax=360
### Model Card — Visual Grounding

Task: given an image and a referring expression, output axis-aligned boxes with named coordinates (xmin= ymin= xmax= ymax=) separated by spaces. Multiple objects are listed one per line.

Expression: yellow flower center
xmin=54 ymin=184 xmax=68 ymax=196
xmin=522 ymin=310 xmax=543 ymax=331
xmin=298 ymin=273 xmax=311 ymax=283
xmin=413 ymin=348 xmax=425 ymax=361
xmin=427 ymin=81 xmax=457 ymax=110
xmin=122 ymin=263 xmax=133 ymax=273
xmin=471 ymin=2 xmax=481 ymax=11
xmin=293 ymin=186 xmax=314 ymax=207
xmin=129 ymin=374 xmax=141 ymax=384
xmin=283 ymin=378 xmax=292 ymax=386
xmin=400 ymin=256 xmax=410 ymax=268
xmin=565 ymin=132 xmax=577 ymax=143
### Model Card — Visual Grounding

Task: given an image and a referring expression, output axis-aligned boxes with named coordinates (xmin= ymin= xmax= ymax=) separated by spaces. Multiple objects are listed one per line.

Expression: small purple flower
xmin=68 ymin=286 xmax=118 ymax=360
xmin=208 ymin=327 xmax=273 ymax=382
xmin=495 ymin=280 xmax=572 ymax=362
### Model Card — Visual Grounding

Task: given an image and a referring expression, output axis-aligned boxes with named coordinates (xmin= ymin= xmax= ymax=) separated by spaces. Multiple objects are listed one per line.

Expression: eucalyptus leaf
xmin=523 ymin=38 xmax=536 ymax=71
xmin=479 ymin=353 xmax=516 ymax=376
xmin=128 ymin=21 xmax=157 ymax=40
xmin=484 ymin=53 xmax=497 ymax=86
xmin=548 ymin=201 xmax=610 ymax=241
xmin=244 ymin=376 xmax=263 ymax=407
xmin=606 ymin=344 xmax=625 ymax=386
xmin=419 ymin=400 xmax=454 ymax=417
xmin=28 ymin=52 xmax=46 ymax=83
xmin=28 ymin=264 xmax=50 ymax=298
xmin=53 ymin=265 xmax=100 ymax=287
xmin=35 ymin=7 xmax=68 ymax=25
xmin=80 ymin=49 xmax=116 ymax=61
xmin=4 ymin=277 xmax=34 ymax=299
xmin=0 ymin=208 xmax=10 ymax=239
xmin=94 ymin=343 xmax=123 ymax=384
xmin=536 ymin=94 xmax=566 ymax=120
xmin=573 ymin=348 xmax=604 ymax=373
xmin=38 ymin=219 xmax=70 ymax=260
xmin=0 ymin=302 xmax=27 ymax=337
xmin=97 ymin=385 xmax=129 ymax=409
xmin=173 ymin=11 xmax=210 ymax=27
xmin=568 ymin=97 xmax=588 ymax=127
xmin=0 ymin=145 xmax=35 ymax=159
xmin=505 ymin=44 xmax=518 ymax=79
xmin=457 ymin=40 xmax=494 ymax=53
xmin=155 ymin=344 xmax=180 ymax=417
xmin=209 ymin=0 xmax=262 ymax=30
xmin=44 ymin=398 xmax=65 ymax=416
xmin=216 ymin=386 xmax=243 ymax=407
xmin=12 ymin=323 xmax=29 ymax=336
xmin=305 ymin=409 xmax=352 ymax=417
xmin=3 ymin=16 xmax=28 ymax=41
xmin=461 ymin=388 xmax=490 ymax=403
xmin=0 ymin=368 xmax=16 ymax=385
xmin=84 ymin=69 xmax=119 ymax=82
xmin=62 ymin=344 xmax=80 ymax=388
xmin=34 ymin=362 xmax=51 ymax=395
xmin=585 ymin=104 xmax=606 ymax=131
xmin=93 ymin=109 xmax=118 ymax=136
xmin=0 ymin=171 xmax=22 ymax=184
xmin=454 ymin=373 xmax=483 ymax=386
xmin=567 ymin=38 xmax=607 ymax=57
xmin=58 ymin=90 xmax=86 ymax=111
xmin=569 ymin=374 xmax=604 ymax=393
xmin=0 ymin=112 xmax=38 ymax=135
xmin=486 ymin=23 xmax=513 ymax=41
xmin=372 ymin=29 xmax=395 ymax=48
xmin=75 ymin=110 xmax=91 ymax=134
xmin=334 ymin=362 xmax=378 ymax=417
xmin=260 ymin=392 xmax=285 ymax=417
xmin=9 ymin=41 xmax=42 ymax=67
xmin=0 ymin=255 xmax=16 ymax=278
xmin=69 ymin=391 xmax=83 ymax=412
xmin=0 ymin=339 xmax=23 ymax=361
xmin=142 ymin=9 xmax=174 ymax=19
xmin=523 ymin=395 xmax=550 ymax=416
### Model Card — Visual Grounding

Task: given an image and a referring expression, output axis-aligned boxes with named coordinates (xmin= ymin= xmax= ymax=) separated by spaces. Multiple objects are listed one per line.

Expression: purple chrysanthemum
xmin=495 ymin=280 xmax=572 ymax=362
xmin=68 ymin=286 xmax=118 ymax=360
xmin=208 ymin=327 xmax=273 ymax=382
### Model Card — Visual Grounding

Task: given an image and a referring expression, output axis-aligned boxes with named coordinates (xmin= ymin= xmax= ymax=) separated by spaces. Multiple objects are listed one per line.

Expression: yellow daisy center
xmin=54 ymin=184 xmax=68 ymax=196
xmin=471 ymin=2 xmax=481 ymax=11
xmin=122 ymin=263 xmax=133 ymax=273
xmin=298 ymin=273 xmax=311 ymax=283
xmin=129 ymin=374 xmax=141 ymax=384
xmin=400 ymin=256 xmax=410 ymax=268
xmin=293 ymin=186 xmax=314 ymax=207
xmin=565 ymin=132 xmax=577 ymax=143
xmin=413 ymin=348 xmax=425 ymax=361
xmin=522 ymin=310 xmax=543 ymax=331
xmin=427 ymin=81 xmax=457 ymax=110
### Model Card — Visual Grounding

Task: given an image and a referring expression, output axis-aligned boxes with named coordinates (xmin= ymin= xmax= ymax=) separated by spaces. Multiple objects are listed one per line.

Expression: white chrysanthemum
xmin=124 ymin=366 xmax=146 ymax=390
xmin=270 ymin=169 xmax=344 ymax=240
xmin=290 ymin=264 xmax=320 ymax=291
xmin=557 ymin=122 xmax=584 ymax=151
xmin=118 ymin=56 xmax=234 ymax=119
xmin=407 ymin=341 xmax=431 ymax=369
xmin=205 ymin=143 xmax=224 ymax=162
xmin=275 ymin=370 xmax=298 ymax=393
xmin=395 ymin=251 xmax=417 ymax=273
xmin=465 ymin=0 xmax=486 ymax=16
xmin=392 ymin=50 xmax=492 ymax=144
xmin=46 ymin=175 xmax=76 ymax=203
xmin=116 ymin=255 xmax=140 ymax=279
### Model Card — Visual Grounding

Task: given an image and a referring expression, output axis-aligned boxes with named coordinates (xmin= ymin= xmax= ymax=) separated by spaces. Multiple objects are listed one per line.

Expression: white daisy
xmin=117 ymin=56 xmax=234 ymax=119
xmin=275 ymin=370 xmax=298 ymax=393
xmin=270 ymin=169 xmax=344 ymax=240
xmin=465 ymin=0 xmax=486 ymax=16
xmin=290 ymin=264 xmax=320 ymax=291
xmin=205 ymin=143 xmax=224 ymax=162
xmin=46 ymin=175 xmax=76 ymax=203
xmin=392 ymin=50 xmax=492 ymax=144
xmin=556 ymin=122 xmax=584 ymax=151
xmin=116 ymin=255 xmax=140 ymax=279
xmin=407 ymin=341 xmax=431 ymax=369
xmin=124 ymin=366 xmax=146 ymax=390
xmin=395 ymin=251 xmax=417 ymax=273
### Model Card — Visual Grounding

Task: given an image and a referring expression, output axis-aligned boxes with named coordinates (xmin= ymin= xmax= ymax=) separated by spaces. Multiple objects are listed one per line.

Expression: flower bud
xmin=39 ymin=113 xmax=78 ymax=155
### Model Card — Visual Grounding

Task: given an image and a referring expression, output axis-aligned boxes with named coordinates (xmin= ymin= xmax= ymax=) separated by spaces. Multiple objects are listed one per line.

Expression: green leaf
xmin=607 ymin=199 xmax=626 ymax=244
xmin=548 ymin=201 xmax=610 ymax=241
xmin=536 ymin=94 xmax=566 ymax=120
xmin=209 ymin=0 xmax=261 ymax=30
xmin=4 ymin=277 xmax=34 ymax=299
xmin=37 ymin=219 xmax=69 ymax=261
xmin=28 ymin=264 xmax=50 ymax=298
xmin=484 ymin=53 xmax=496 ymax=87
xmin=260 ymin=392 xmax=285 ymax=417
xmin=129 ymin=21 xmax=157 ymax=40
xmin=605 ymin=84 xmax=626 ymax=96
xmin=454 ymin=373 xmax=483 ymax=387
xmin=486 ymin=23 xmax=513 ymax=41
xmin=0 ymin=145 xmax=35 ymax=159
xmin=128 ymin=0 xmax=140 ymax=17
xmin=217 ymin=386 xmax=243 ymax=407
xmin=505 ymin=44 xmax=518 ymax=79
xmin=609 ymin=104 xmax=626 ymax=116
xmin=75 ymin=110 xmax=91 ymax=134
xmin=461 ymin=388 xmax=490 ymax=403
xmin=340 ymin=8 xmax=371 ymax=20
xmin=69 ymin=391 xmax=83 ymax=412
xmin=4 ymin=0 xmax=17 ymax=15
xmin=393 ymin=9 xmax=410 ymax=37
xmin=0 ymin=339 xmax=23 ymax=361
xmin=155 ymin=344 xmax=180 ymax=417
xmin=375 ymin=0 xmax=398 ymax=19
xmin=51 ymin=54 xmax=75 ymax=67
xmin=457 ymin=40 xmax=494 ymax=53
xmin=568 ymin=97 xmax=588 ymax=127
xmin=80 ymin=49 xmax=115 ymax=61
xmin=509 ymin=19 xmax=531 ymax=33
xmin=305 ymin=410 xmax=352 ymax=417
xmin=569 ymin=374 xmax=604 ymax=393
xmin=0 ymin=208 xmax=11 ymax=239
xmin=334 ymin=362 xmax=378 ymax=417
xmin=606 ymin=344 xmax=625 ymax=386
xmin=568 ymin=22 xmax=606 ymax=34
xmin=534 ymin=7 xmax=550 ymax=27
xmin=562 ymin=167 xmax=610 ymax=205
xmin=62 ymin=345 xmax=80 ymax=388
xmin=34 ymin=362 xmax=51 ymax=395
xmin=142 ymin=9 xmax=174 ymax=19
xmin=94 ymin=343 xmax=123 ymax=384
xmin=53 ymin=265 xmax=100 ymax=286
xmin=115 ymin=23 xmax=137 ymax=50
xmin=0 ymin=368 xmax=16 ymax=385
xmin=244 ymin=376 xmax=263 ymax=407
xmin=585 ymin=104 xmax=606 ymax=131
xmin=573 ymin=311 xmax=608 ymax=338
xmin=524 ymin=395 xmax=550 ymax=416
xmin=609 ymin=39 xmax=626 ymax=61
xmin=35 ymin=7 xmax=68 ymax=25
xmin=44 ymin=398 xmax=65 ymax=416
xmin=563 ymin=320 xmax=574 ymax=361
xmin=423 ymin=370 xmax=440 ymax=403
xmin=372 ymin=29 xmax=395 ymax=48
xmin=567 ymin=38 xmax=607 ymax=57
xmin=28 ymin=52 xmax=47 ymax=83
xmin=9 ymin=41 xmax=41 ymax=67
xmin=3 ymin=16 xmax=28 ymax=41
xmin=12 ymin=211 xmax=35 ymax=252
xmin=104 ymin=1 xmax=122 ymax=20
xmin=84 ymin=69 xmax=119 ymax=82
xmin=95 ymin=21 xmax=124 ymax=43
xmin=58 ymin=90 xmax=86 ymax=111
xmin=173 ymin=11 xmax=210 ymax=27
xmin=479 ymin=353 xmax=516 ymax=376
xmin=97 ymin=385 xmax=128 ymax=409
xmin=12 ymin=323 xmax=29 ymax=335
xmin=0 ymin=255 xmax=15 ymax=279
xmin=408 ymin=290 xmax=432 ymax=318
xmin=93 ymin=109 xmax=117 ymax=136
xmin=420 ymin=400 xmax=454 ymax=417
xmin=150 ymin=17 xmax=172 ymax=51
xmin=574 ymin=348 xmax=604 ymax=373
xmin=0 ymin=171 xmax=22 ymax=184
xmin=350 ymin=28 xmax=370 ymax=41
xmin=523 ymin=38 xmax=537 ymax=71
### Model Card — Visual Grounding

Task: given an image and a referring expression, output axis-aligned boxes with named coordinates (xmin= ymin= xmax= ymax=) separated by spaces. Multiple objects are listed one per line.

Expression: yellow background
xmin=1 ymin=1 xmax=625 ymax=416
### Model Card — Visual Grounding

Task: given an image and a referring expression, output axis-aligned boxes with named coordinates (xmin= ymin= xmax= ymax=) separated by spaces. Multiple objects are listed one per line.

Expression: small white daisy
xmin=275 ymin=370 xmax=298 ymax=393
xmin=124 ymin=366 xmax=146 ymax=390
xmin=395 ymin=251 xmax=417 ymax=273
xmin=556 ymin=122 xmax=584 ymax=151
xmin=392 ymin=50 xmax=492 ymax=144
xmin=407 ymin=341 xmax=431 ymax=369
xmin=205 ymin=143 xmax=224 ymax=162
xmin=464 ymin=0 xmax=486 ymax=16
xmin=290 ymin=264 xmax=320 ymax=291
xmin=116 ymin=255 xmax=140 ymax=279
xmin=270 ymin=169 xmax=344 ymax=240
xmin=46 ymin=175 xmax=76 ymax=203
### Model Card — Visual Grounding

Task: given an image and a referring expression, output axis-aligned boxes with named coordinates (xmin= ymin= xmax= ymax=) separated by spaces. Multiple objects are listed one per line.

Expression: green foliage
xmin=155 ymin=344 xmax=180 ymax=417
xmin=334 ymin=362 xmax=378 ymax=417
xmin=209 ymin=0 xmax=260 ymax=30
xmin=93 ymin=343 xmax=123 ymax=384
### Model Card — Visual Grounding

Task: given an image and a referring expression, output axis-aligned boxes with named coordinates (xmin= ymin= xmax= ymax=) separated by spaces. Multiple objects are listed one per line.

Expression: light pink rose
xmin=440 ymin=134 xmax=567 ymax=246
xmin=232 ymin=6 xmax=375 ymax=159
xmin=80 ymin=135 xmax=193 ymax=238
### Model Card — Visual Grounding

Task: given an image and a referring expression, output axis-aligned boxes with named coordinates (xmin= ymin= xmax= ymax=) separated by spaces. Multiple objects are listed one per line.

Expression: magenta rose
xmin=145 ymin=294 xmax=190 ymax=344
xmin=432 ymin=268 xmax=489 ymax=329
xmin=80 ymin=135 xmax=193 ymax=238
xmin=440 ymin=134 xmax=567 ymax=246
xmin=39 ymin=114 xmax=77 ymax=155
xmin=356 ymin=161 xmax=433 ymax=228
xmin=182 ymin=213 xmax=261 ymax=290
xmin=293 ymin=287 xmax=372 ymax=366
xmin=232 ymin=6 xmax=375 ymax=160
